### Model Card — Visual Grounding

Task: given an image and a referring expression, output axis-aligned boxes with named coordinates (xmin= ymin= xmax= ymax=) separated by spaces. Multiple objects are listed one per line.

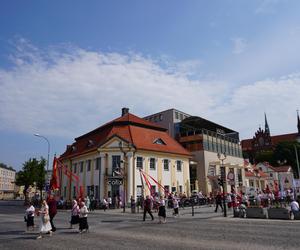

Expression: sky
xmin=0 ymin=0 xmax=300 ymax=170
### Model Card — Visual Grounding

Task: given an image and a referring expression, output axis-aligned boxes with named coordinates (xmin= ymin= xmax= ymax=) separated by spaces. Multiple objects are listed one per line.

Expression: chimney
xmin=122 ymin=107 xmax=129 ymax=116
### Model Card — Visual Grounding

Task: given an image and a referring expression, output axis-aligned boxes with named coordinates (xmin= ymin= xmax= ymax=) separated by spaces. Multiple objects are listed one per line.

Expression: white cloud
xmin=212 ymin=74 xmax=300 ymax=138
xmin=0 ymin=40 xmax=299 ymax=141
xmin=231 ymin=37 xmax=247 ymax=54
xmin=0 ymin=40 xmax=224 ymax=138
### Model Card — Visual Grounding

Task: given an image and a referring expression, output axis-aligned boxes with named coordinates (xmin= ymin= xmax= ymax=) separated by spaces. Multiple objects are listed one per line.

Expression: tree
xmin=15 ymin=158 xmax=46 ymax=202
xmin=273 ymin=141 xmax=300 ymax=178
xmin=254 ymin=150 xmax=274 ymax=165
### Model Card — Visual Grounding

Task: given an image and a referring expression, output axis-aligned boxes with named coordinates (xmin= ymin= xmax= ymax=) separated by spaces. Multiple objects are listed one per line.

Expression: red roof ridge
xmin=75 ymin=112 xmax=166 ymax=140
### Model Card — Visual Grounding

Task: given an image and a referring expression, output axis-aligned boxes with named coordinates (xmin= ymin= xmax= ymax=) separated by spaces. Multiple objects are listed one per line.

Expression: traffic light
xmin=218 ymin=178 xmax=224 ymax=186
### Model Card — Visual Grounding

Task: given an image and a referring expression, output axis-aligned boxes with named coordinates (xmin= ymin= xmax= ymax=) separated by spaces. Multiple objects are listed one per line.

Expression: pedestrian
xmin=143 ymin=195 xmax=154 ymax=221
xmin=290 ymin=198 xmax=300 ymax=218
xmin=173 ymin=197 xmax=179 ymax=217
xmin=215 ymin=192 xmax=223 ymax=212
xmin=130 ymin=196 xmax=136 ymax=213
xmin=79 ymin=201 xmax=89 ymax=233
xmin=107 ymin=196 xmax=112 ymax=209
xmin=36 ymin=199 xmax=52 ymax=239
xmin=85 ymin=196 xmax=90 ymax=211
xmin=103 ymin=197 xmax=108 ymax=211
xmin=158 ymin=196 xmax=166 ymax=223
xmin=25 ymin=202 xmax=35 ymax=231
xmin=47 ymin=194 xmax=57 ymax=232
xmin=69 ymin=200 xmax=80 ymax=229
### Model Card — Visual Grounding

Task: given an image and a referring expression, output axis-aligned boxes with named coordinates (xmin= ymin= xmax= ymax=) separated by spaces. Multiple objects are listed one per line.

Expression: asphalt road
xmin=0 ymin=200 xmax=299 ymax=250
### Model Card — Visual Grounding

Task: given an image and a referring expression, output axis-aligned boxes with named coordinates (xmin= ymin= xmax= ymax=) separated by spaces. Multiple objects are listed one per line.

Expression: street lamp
xmin=118 ymin=141 xmax=133 ymax=213
xmin=217 ymin=152 xmax=227 ymax=217
xmin=34 ymin=133 xmax=50 ymax=173
xmin=294 ymin=135 xmax=300 ymax=179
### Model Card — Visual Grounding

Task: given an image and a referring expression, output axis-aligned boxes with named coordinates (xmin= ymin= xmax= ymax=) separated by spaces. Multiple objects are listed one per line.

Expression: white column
xmin=99 ymin=153 xmax=106 ymax=200
xmin=126 ymin=152 xmax=134 ymax=202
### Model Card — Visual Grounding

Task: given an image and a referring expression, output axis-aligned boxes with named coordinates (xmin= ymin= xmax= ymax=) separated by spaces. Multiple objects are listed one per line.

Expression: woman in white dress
xmin=37 ymin=200 xmax=52 ymax=239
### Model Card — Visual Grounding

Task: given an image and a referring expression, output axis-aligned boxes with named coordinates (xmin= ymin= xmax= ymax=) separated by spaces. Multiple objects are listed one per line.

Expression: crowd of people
xmin=24 ymin=194 xmax=90 ymax=239
xmin=23 ymin=188 xmax=300 ymax=239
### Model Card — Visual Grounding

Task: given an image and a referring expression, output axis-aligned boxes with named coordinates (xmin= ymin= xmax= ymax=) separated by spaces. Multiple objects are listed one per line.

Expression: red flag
xmin=50 ymin=157 xmax=59 ymax=190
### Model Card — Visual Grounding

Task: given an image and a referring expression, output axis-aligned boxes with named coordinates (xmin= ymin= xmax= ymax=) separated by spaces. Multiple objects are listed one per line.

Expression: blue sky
xmin=0 ymin=0 xmax=300 ymax=170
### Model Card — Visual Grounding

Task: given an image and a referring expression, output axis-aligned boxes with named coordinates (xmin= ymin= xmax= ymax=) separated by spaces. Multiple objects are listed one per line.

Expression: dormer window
xmin=87 ymin=140 xmax=94 ymax=147
xmin=153 ymin=138 xmax=166 ymax=145
xmin=71 ymin=146 xmax=77 ymax=152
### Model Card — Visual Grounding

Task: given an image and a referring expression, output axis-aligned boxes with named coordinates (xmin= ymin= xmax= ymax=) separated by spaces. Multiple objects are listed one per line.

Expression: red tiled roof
xmin=245 ymin=169 xmax=268 ymax=178
xmin=60 ymin=112 xmax=191 ymax=159
xmin=258 ymin=162 xmax=292 ymax=173
xmin=271 ymin=133 xmax=298 ymax=145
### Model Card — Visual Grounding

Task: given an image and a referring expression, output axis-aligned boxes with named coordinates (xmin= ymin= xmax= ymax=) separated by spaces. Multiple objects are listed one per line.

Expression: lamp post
xmin=217 ymin=152 xmax=227 ymax=217
xmin=119 ymin=141 xmax=133 ymax=213
xmin=294 ymin=134 xmax=300 ymax=179
xmin=34 ymin=134 xmax=50 ymax=172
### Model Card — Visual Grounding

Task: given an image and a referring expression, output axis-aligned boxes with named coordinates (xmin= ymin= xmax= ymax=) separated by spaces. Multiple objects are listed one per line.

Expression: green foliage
xmin=252 ymin=141 xmax=300 ymax=178
xmin=255 ymin=150 xmax=274 ymax=165
xmin=15 ymin=158 xmax=46 ymax=200
xmin=273 ymin=141 xmax=300 ymax=177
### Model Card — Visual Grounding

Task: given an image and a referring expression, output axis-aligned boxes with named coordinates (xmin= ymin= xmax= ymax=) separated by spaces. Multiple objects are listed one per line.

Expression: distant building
xmin=144 ymin=108 xmax=191 ymax=138
xmin=145 ymin=109 xmax=245 ymax=195
xmin=59 ymin=108 xmax=191 ymax=202
xmin=241 ymin=113 xmax=300 ymax=164
xmin=0 ymin=165 xmax=16 ymax=200
xmin=244 ymin=160 xmax=294 ymax=195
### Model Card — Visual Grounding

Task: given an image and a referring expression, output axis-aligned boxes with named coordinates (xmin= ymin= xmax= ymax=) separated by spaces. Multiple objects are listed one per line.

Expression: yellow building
xmin=59 ymin=108 xmax=191 ymax=202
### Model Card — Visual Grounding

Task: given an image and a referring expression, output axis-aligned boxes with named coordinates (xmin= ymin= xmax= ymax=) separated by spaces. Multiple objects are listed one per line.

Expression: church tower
xmin=297 ymin=110 xmax=300 ymax=135
xmin=264 ymin=113 xmax=270 ymax=135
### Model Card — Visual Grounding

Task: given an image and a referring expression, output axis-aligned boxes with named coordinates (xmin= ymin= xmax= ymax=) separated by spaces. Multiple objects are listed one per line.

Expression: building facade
xmin=59 ymin=108 xmax=191 ymax=202
xmin=144 ymin=109 xmax=191 ymax=138
xmin=144 ymin=110 xmax=245 ymax=195
xmin=0 ymin=165 xmax=16 ymax=200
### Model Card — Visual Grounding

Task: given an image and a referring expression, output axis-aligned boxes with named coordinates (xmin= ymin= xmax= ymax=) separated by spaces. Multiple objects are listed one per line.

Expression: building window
xmin=112 ymin=155 xmax=121 ymax=172
xmin=179 ymin=185 xmax=183 ymax=193
xmin=151 ymin=185 xmax=156 ymax=194
xmin=153 ymin=138 xmax=166 ymax=145
xmin=163 ymin=159 xmax=169 ymax=171
xmin=208 ymin=165 xmax=216 ymax=176
xmin=175 ymin=111 xmax=179 ymax=119
xmin=164 ymin=185 xmax=169 ymax=194
xmin=95 ymin=185 xmax=99 ymax=199
xmin=220 ymin=166 xmax=226 ymax=180
xmin=73 ymin=163 xmax=77 ymax=173
xmin=172 ymin=187 xmax=176 ymax=192
xmin=159 ymin=114 xmax=163 ymax=121
xmin=136 ymin=157 xmax=143 ymax=169
xmin=180 ymin=113 xmax=183 ymax=120
xmin=176 ymin=161 xmax=182 ymax=171
xmin=149 ymin=158 xmax=156 ymax=170
xmin=96 ymin=157 xmax=101 ymax=171
xmin=237 ymin=169 xmax=243 ymax=184
xmin=80 ymin=162 xmax=84 ymax=173
xmin=73 ymin=186 xmax=76 ymax=198
xmin=137 ymin=185 xmax=143 ymax=197
xmin=87 ymin=186 xmax=90 ymax=196
xmin=87 ymin=160 xmax=91 ymax=172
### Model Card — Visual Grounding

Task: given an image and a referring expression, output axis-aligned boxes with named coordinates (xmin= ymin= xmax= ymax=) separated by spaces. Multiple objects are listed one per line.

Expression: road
xmin=0 ymin=200 xmax=299 ymax=250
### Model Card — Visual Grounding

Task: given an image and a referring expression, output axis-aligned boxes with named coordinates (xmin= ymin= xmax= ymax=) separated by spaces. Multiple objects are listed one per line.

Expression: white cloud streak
xmin=0 ymin=40 xmax=299 ymax=140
